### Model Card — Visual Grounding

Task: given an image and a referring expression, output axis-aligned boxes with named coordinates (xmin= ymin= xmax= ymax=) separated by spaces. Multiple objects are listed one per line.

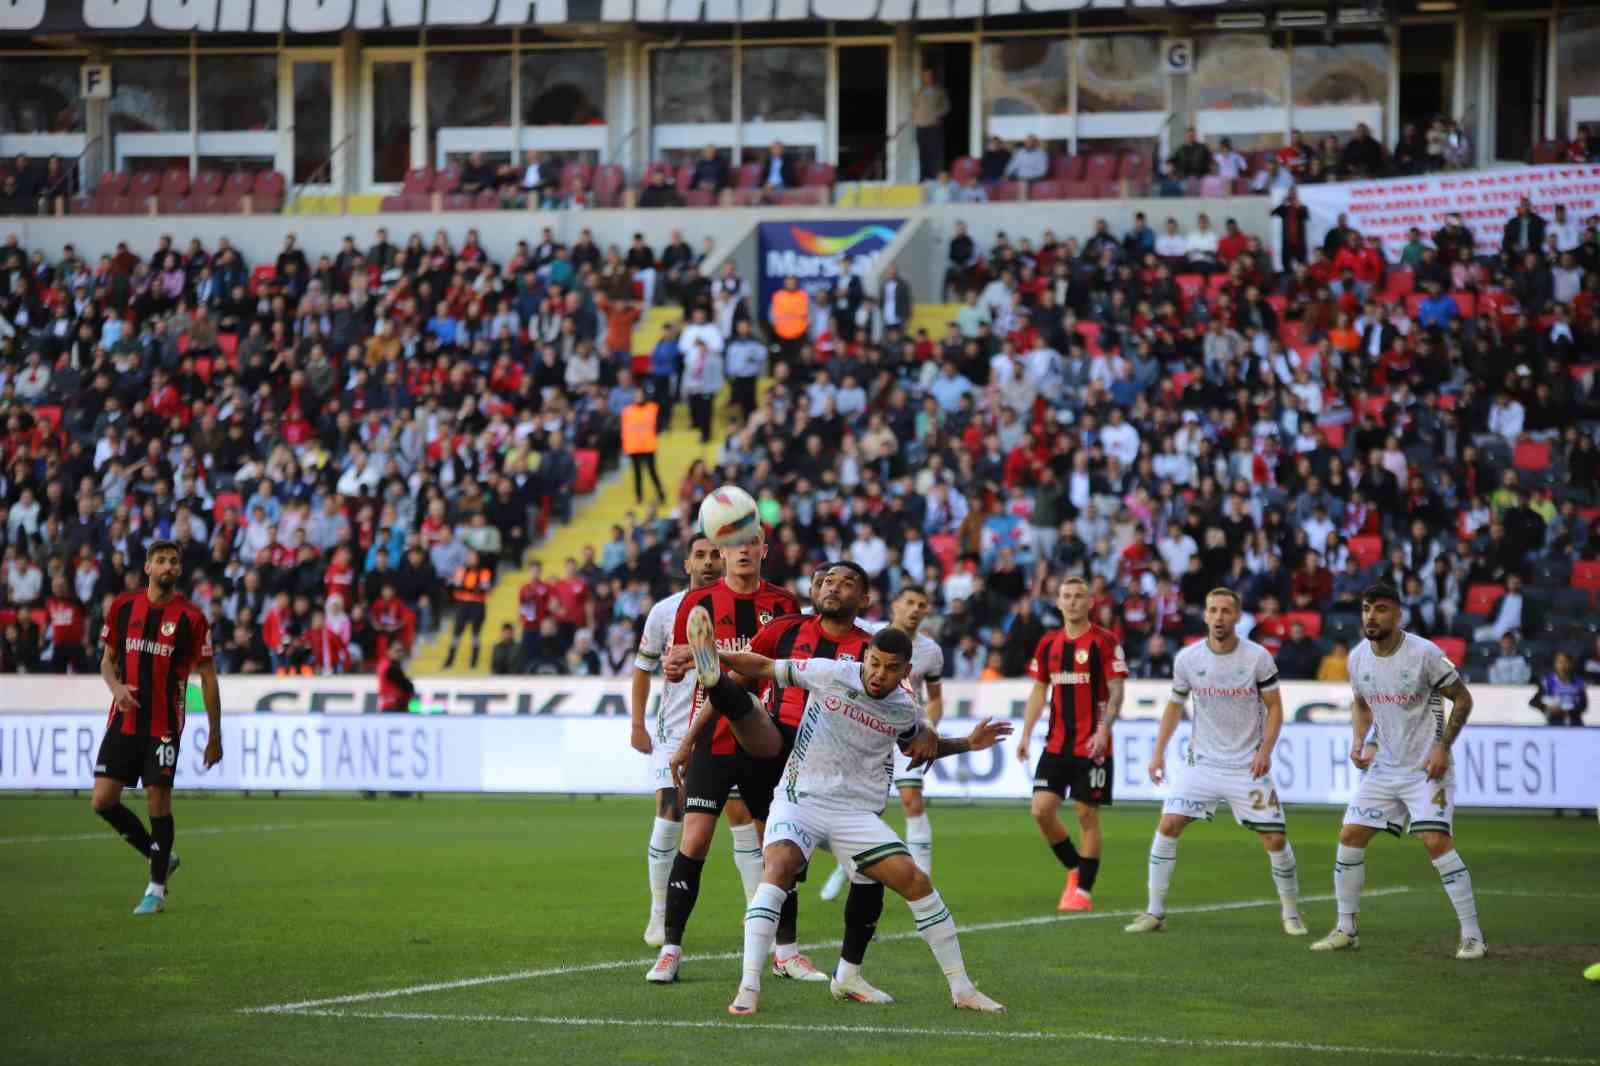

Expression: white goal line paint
xmin=244 ymin=887 xmax=1412 ymax=1015
xmin=277 ymin=1008 xmax=1600 ymax=1066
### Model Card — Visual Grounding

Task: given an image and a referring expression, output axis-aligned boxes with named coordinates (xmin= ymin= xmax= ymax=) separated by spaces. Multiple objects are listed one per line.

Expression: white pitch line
xmin=278 ymin=1008 xmax=1600 ymax=1066
xmin=242 ymin=887 xmax=1411 ymax=1014
xmin=1477 ymin=890 xmax=1600 ymax=901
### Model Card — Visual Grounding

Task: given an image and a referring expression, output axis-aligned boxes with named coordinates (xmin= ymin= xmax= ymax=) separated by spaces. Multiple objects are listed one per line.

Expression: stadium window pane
xmin=1557 ymin=13 xmax=1600 ymax=139
xmin=982 ymin=38 xmax=1070 ymax=117
xmin=1291 ymin=40 xmax=1388 ymax=109
xmin=0 ymin=59 xmax=86 ymax=134
xmin=519 ymin=50 xmax=606 ymax=126
xmin=371 ymin=60 xmax=414 ymax=184
xmin=198 ymin=55 xmax=279 ymax=132
xmin=1076 ymin=36 xmax=1164 ymax=114
xmin=427 ymin=51 xmax=512 ymax=163
xmin=652 ymin=48 xmax=733 ymax=125
xmin=1193 ymin=35 xmax=1286 ymax=110
xmin=109 ymin=57 xmax=192 ymax=133
xmin=741 ymin=46 xmax=825 ymax=123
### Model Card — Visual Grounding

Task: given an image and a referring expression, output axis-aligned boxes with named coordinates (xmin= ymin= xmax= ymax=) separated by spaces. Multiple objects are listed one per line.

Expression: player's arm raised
xmin=1149 ymin=698 xmax=1183 ymax=785
xmin=1425 ymin=676 xmax=1474 ymax=781
xmin=907 ymin=718 xmax=1014 ymax=769
xmin=1349 ymin=692 xmax=1375 ymax=770
xmin=197 ymin=657 xmax=223 ymax=769
xmin=1252 ymin=685 xmax=1284 ymax=780
xmin=1016 ymin=679 xmax=1048 ymax=763
xmin=101 ymin=638 xmax=137 ymax=715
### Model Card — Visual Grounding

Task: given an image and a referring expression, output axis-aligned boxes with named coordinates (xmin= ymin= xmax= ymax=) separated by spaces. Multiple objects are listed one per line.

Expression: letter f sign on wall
xmin=81 ymin=64 xmax=112 ymax=100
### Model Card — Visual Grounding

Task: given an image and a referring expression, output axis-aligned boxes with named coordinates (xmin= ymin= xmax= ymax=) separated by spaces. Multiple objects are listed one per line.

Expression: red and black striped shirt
xmin=674 ymin=578 xmax=800 ymax=754
xmin=752 ymin=613 xmax=872 ymax=728
xmin=100 ymin=590 xmax=213 ymax=738
xmin=1029 ymin=624 xmax=1127 ymax=757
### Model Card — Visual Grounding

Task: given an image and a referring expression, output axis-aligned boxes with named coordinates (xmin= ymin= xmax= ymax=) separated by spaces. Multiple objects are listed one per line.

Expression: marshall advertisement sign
xmin=0 ymin=0 xmax=1241 ymax=34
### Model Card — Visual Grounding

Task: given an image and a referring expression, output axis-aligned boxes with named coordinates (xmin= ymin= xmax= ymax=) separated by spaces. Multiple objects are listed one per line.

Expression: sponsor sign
xmin=1288 ymin=164 xmax=1600 ymax=265
xmin=0 ymin=1 xmax=1248 ymax=35
xmin=1161 ymin=38 xmax=1192 ymax=75
xmin=756 ymin=219 xmax=903 ymax=311
xmin=0 ymin=676 xmax=1566 ymax=725
xmin=2 ymin=713 xmax=1594 ymax=806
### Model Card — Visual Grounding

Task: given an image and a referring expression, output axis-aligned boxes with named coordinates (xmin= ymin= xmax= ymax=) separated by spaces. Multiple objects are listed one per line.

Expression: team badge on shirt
xmin=1075 ymin=648 xmax=1089 ymax=664
xmin=759 ymin=612 xmax=774 ymax=625
xmin=161 ymin=621 xmax=177 ymax=637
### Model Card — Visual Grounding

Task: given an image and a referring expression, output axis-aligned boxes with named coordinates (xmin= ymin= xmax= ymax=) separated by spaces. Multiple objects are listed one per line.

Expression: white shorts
xmin=891 ymin=748 xmax=925 ymax=790
xmin=1343 ymin=765 xmax=1455 ymax=837
xmin=648 ymin=732 xmax=688 ymax=794
xmin=763 ymin=795 xmax=909 ymax=886
xmin=1161 ymin=759 xmax=1286 ymax=832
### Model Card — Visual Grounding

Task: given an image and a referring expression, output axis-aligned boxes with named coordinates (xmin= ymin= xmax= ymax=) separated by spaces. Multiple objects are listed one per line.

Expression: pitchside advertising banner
xmin=0 ymin=1 xmax=1244 ymax=34
xmin=757 ymin=219 xmax=904 ymax=311
xmin=1287 ymin=164 xmax=1600 ymax=266
xmin=2 ymin=680 xmax=1594 ymax=805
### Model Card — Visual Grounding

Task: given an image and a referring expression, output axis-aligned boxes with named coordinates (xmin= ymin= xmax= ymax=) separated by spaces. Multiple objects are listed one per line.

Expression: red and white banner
xmin=1289 ymin=164 xmax=1600 ymax=264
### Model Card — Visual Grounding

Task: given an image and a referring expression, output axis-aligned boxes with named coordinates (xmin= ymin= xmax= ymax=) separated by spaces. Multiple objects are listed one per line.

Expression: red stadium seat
xmin=250 ymin=264 xmax=277 ymax=294
xmin=1434 ymin=636 xmax=1466 ymax=663
xmin=1027 ymin=180 xmax=1065 ymax=201
xmin=1463 ymin=583 xmax=1504 ymax=616
xmin=433 ymin=164 xmax=462 ymax=193
xmin=1346 ymin=534 xmax=1381 ymax=568
xmin=193 ymin=169 xmax=223 ymax=196
xmin=1572 ymin=560 xmax=1600 ymax=591
xmin=1321 ymin=420 xmax=1346 ymax=450
xmin=159 ymin=168 xmax=189 ymax=197
xmin=213 ymin=491 xmax=244 ymax=522
xmin=1384 ymin=269 xmax=1414 ymax=299
xmin=1051 ymin=155 xmax=1087 ymax=181
xmin=194 ymin=356 xmax=213 ymax=383
xmin=573 ymin=448 xmax=600 ymax=494
xmin=402 ymin=168 xmax=433 ymax=195
xmin=802 ymin=163 xmax=836 ymax=187
xmin=592 ymin=164 xmax=625 ymax=207
xmin=99 ymin=170 xmax=130 ymax=196
xmin=950 ymin=156 xmax=980 ymax=184
xmin=1452 ymin=293 xmax=1476 ymax=318
xmin=927 ymin=533 xmax=959 ymax=574
xmin=987 ymin=181 xmax=1024 ymax=201
xmin=1278 ymin=321 xmax=1305 ymax=348
xmin=1175 ymin=274 xmax=1205 ymax=307
xmin=218 ymin=331 xmax=239 ymax=367
xmin=1405 ymin=293 xmax=1426 ymax=318
xmin=1283 ymin=611 xmax=1323 ymax=639
xmin=1266 ymin=294 xmax=1288 ymax=317
xmin=1513 ymin=440 xmax=1551 ymax=470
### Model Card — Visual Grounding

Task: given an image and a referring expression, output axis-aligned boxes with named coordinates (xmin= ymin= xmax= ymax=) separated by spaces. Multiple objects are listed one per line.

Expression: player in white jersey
xmin=821 ymin=585 xmax=945 ymax=899
xmin=630 ymin=534 xmax=765 ymax=947
xmin=1311 ymin=583 xmax=1485 ymax=959
xmin=1125 ymin=588 xmax=1305 ymax=936
xmin=683 ymin=612 xmax=1011 ymax=1016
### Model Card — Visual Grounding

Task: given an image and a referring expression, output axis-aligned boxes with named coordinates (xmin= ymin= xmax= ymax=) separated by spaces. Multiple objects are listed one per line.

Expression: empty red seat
xmin=99 ymin=170 xmax=130 ymax=196
xmin=950 ymin=156 xmax=979 ymax=184
xmin=559 ymin=161 xmax=593 ymax=192
xmin=131 ymin=170 xmax=160 ymax=199
xmin=1051 ymin=155 xmax=1087 ymax=181
xmin=674 ymin=164 xmax=695 ymax=192
xmin=193 ymin=170 xmax=223 ymax=196
xmin=402 ymin=167 xmax=433 ymax=194
xmin=592 ymin=164 xmax=625 ymax=207
xmin=735 ymin=162 xmax=761 ymax=189
xmin=682 ymin=188 xmax=715 ymax=207
xmin=1027 ymin=180 xmax=1065 ymax=201
xmin=1463 ymin=583 xmax=1504 ymax=616
xmin=1321 ymin=421 xmax=1347 ymax=449
xmin=1384 ymin=269 xmax=1414 ymax=298
xmin=927 ymin=533 xmax=958 ymax=574
xmin=213 ymin=490 xmax=244 ymax=522
xmin=442 ymin=193 xmax=473 ymax=211
xmin=1513 ymin=440 xmax=1551 ymax=470
xmin=1348 ymin=534 xmax=1382 ymax=567
xmin=250 ymin=264 xmax=277 ymax=294
xmin=802 ymin=162 xmax=836 ymax=187
xmin=1283 ymin=611 xmax=1323 ymax=639
xmin=1452 ymin=292 xmax=1476 ymax=318
xmin=1434 ymin=636 xmax=1466 ymax=663
xmin=1573 ymin=560 xmax=1600 ymax=590
xmin=1083 ymin=153 xmax=1118 ymax=183
xmin=988 ymin=181 xmax=1024 ymax=201
xmin=1175 ymin=274 xmax=1205 ymax=306
xmin=573 ymin=448 xmax=600 ymax=494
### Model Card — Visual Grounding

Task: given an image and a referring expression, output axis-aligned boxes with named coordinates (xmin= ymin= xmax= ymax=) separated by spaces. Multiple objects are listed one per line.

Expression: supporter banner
xmin=0 ymin=676 xmax=1562 ymax=726
xmin=0 ymin=1 xmax=1244 ymax=34
xmin=1290 ymin=164 xmax=1600 ymax=265
xmin=757 ymin=218 xmax=904 ymax=312
xmin=1 ymin=714 xmax=1594 ymax=807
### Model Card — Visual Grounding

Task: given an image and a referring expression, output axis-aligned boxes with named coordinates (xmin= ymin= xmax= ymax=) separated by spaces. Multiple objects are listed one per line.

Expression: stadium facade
xmin=1 ymin=0 xmax=1595 ymax=198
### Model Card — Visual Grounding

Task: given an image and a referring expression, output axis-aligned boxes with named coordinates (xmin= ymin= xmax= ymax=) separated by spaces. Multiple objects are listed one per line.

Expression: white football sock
xmin=1431 ymin=849 xmax=1482 ymax=941
xmin=1269 ymin=842 xmax=1300 ymax=919
xmin=1146 ymin=831 xmax=1179 ymax=917
xmin=144 ymin=881 xmax=166 ymax=899
xmin=908 ymin=890 xmax=973 ymax=997
xmin=741 ymin=882 xmax=786 ymax=992
xmin=905 ymin=813 xmax=934 ymax=875
xmin=729 ymin=822 xmax=764 ymax=902
xmin=1334 ymin=844 xmax=1366 ymax=933
xmin=647 ymin=817 xmax=681 ymax=915
xmin=835 ymin=959 xmax=861 ymax=983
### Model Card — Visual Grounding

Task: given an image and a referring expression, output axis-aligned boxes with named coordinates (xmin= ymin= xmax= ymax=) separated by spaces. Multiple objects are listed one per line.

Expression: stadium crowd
xmin=3 ymin=158 xmax=1600 ymax=701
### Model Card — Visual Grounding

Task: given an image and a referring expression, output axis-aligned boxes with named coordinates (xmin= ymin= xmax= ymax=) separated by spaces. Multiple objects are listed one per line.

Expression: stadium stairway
xmin=410 ymin=304 xmax=714 ymax=676
xmin=907 ymin=302 xmax=961 ymax=340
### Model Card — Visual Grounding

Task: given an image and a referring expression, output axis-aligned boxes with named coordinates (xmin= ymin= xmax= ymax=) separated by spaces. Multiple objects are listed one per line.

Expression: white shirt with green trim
xmin=773 ymin=657 xmax=922 ymax=814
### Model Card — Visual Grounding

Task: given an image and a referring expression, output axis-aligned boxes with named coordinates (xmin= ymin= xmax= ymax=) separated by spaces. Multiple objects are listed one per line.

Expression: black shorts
xmin=95 ymin=730 xmax=181 ymax=788
xmin=1033 ymin=752 xmax=1113 ymax=806
xmin=683 ymin=720 xmax=796 ymax=824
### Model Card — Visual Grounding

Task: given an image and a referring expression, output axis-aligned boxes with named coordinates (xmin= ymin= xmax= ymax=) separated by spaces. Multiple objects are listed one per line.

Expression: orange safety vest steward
xmin=621 ymin=402 xmax=659 ymax=455
xmin=771 ymin=288 xmax=809 ymax=340
xmin=451 ymin=566 xmax=493 ymax=604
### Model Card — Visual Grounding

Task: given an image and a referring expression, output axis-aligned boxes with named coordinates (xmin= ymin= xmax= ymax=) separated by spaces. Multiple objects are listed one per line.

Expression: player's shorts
xmin=1033 ymin=752 xmax=1113 ymax=805
xmin=95 ymin=730 xmax=181 ymax=788
xmin=891 ymin=748 xmax=925 ymax=790
xmin=1162 ymin=759 xmax=1286 ymax=832
xmin=648 ymin=730 xmax=689 ymax=794
xmin=1343 ymin=765 xmax=1455 ymax=837
xmin=734 ymin=721 xmax=797 ymax=825
xmin=682 ymin=700 xmax=791 ymax=823
xmin=763 ymin=795 xmax=908 ymax=887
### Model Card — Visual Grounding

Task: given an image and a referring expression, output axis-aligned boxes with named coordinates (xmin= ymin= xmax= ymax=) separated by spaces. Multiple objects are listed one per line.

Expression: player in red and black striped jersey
xmin=643 ymin=528 xmax=800 ymax=984
xmin=1017 ymin=575 xmax=1127 ymax=912
xmin=91 ymin=539 xmax=223 ymax=916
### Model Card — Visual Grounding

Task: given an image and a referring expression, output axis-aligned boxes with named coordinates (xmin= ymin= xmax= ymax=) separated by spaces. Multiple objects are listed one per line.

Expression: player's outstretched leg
xmin=1263 ymin=834 xmax=1306 ymax=936
xmin=1313 ymin=826 xmax=1371 ymax=951
xmin=832 ymin=880 xmax=893 ymax=1004
xmin=1421 ymin=832 xmax=1486 ymax=959
xmin=869 ymin=853 xmax=1004 ymax=1013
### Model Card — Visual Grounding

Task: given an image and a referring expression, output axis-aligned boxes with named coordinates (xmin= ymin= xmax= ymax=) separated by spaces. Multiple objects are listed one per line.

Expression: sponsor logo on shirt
xmin=125 ymin=637 xmax=176 ymax=657
xmin=1052 ymin=671 xmax=1092 ymax=684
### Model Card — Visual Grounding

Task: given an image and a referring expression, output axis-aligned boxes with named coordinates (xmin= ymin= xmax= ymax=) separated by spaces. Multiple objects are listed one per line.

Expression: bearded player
xmin=1017 ymin=575 xmax=1125 ymax=911
xmin=631 ymin=533 xmax=766 ymax=946
xmin=1311 ymin=584 xmax=1486 ymax=959
xmin=821 ymin=585 xmax=944 ymax=900
xmin=91 ymin=540 xmax=222 ymax=915
xmin=1124 ymin=588 xmax=1305 ymax=936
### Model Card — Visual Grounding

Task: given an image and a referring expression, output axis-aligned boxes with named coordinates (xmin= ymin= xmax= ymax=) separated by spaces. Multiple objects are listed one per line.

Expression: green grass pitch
xmin=2 ymin=794 xmax=1595 ymax=1065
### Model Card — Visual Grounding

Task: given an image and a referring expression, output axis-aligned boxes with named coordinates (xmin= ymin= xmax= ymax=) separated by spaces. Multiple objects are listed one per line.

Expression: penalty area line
xmin=241 ymin=887 xmax=1411 ymax=1014
xmin=272 ymin=1008 xmax=1598 ymax=1065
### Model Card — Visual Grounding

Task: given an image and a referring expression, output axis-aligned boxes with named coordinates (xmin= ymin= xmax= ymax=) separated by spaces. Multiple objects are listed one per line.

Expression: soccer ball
xmin=698 ymin=485 xmax=762 ymax=547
